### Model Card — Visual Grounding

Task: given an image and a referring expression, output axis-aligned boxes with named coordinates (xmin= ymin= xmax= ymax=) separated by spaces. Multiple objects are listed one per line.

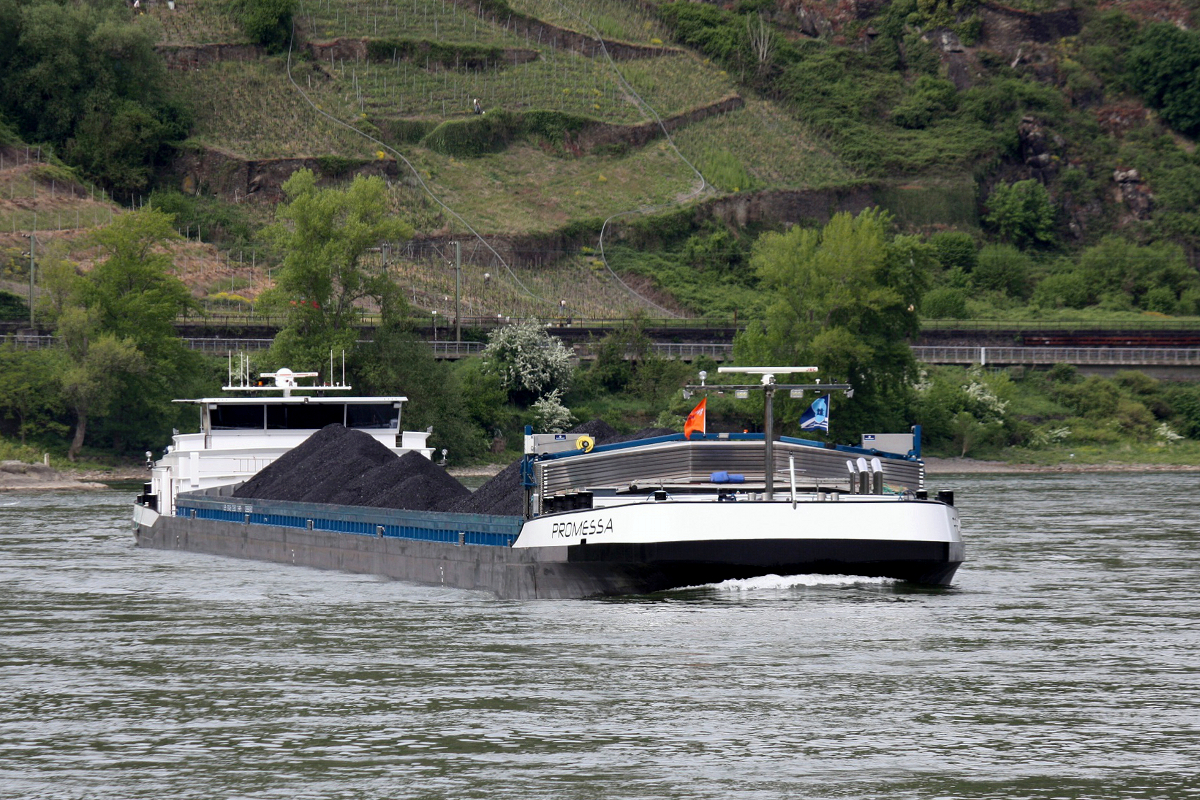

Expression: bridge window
xmin=210 ymin=404 xmax=266 ymax=429
xmin=346 ymin=403 xmax=399 ymax=430
xmin=267 ymin=404 xmax=346 ymax=430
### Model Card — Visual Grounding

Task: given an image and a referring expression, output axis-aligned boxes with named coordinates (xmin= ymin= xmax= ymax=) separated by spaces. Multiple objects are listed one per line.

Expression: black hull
xmin=566 ymin=539 xmax=962 ymax=589
xmin=136 ymin=513 xmax=961 ymax=599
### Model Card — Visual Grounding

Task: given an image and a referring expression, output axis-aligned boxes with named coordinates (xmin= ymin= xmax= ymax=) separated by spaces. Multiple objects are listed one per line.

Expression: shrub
xmin=482 ymin=318 xmax=574 ymax=404
xmin=984 ymin=179 xmax=1057 ymax=248
xmin=532 ymin=389 xmax=575 ymax=433
xmin=973 ymin=244 xmax=1031 ymax=298
xmin=1032 ymin=271 xmax=1088 ymax=309
xmin=1127 ymin=22 xmax=1200 ymax=137
xmin=929 ymin=230 xmax=978 ymax=272
xmin=1142 ymin=285 xmax=1179 ymax=314
xmin=0 ymin=290 xmax=29 ymax=321
xmin=922 ymin=286 xmax=969 ymax=318
xmin=365 ymin=39 xmax=504 ymax=70
xmin=227 ymin=0 xmax=296 ymax=52
xmin=1076 ymin=236 xmax=1196 ymax=311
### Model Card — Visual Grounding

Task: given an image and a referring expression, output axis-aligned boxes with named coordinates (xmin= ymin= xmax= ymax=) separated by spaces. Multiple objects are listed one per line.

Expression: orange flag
xmin=684 ymin=397 xmax=707 ymax=439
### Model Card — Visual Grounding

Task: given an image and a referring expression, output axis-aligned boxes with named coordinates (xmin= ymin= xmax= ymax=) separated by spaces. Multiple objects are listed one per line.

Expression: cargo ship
xmin=134 ymin=367 xmax=964 ymax=598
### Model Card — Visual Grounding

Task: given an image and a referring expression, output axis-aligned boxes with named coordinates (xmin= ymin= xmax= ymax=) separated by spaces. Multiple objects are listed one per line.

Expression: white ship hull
xmin=515 ymin=495 xmax=963 ymax=587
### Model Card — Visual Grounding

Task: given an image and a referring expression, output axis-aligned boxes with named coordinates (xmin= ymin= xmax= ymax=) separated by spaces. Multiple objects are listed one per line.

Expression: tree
xmin=532 ymin=389 xmax=574 ymax=433
xmin=973 ymin=244 xmax=1031 ymax=299
xmin=353 ymin=325 xmax=489 ymax=464
xmin=1076 ymin=236 xmax=1195 ymax=311
xmin=264 ymin=170 xmax=413 ymax=372
xmin=984 ymin=180 xmax=1057 ymax=249
xmin=734 ymin=208 xmax=930 ymax=436
xmin=0 ymin=1 xmax=188 ymax=193
xmin=1128 ymin=22 xmax=1200 ymax=137
xmin=929 ymin=230 xmax=978 ymax=273
xmin=0 ymin=345 xmax=67 ymax=444
xmin=58 ymin=308 xmax=146 ymax=460
xmin=482 ymin=318 xmax=573 ymax=405
xmin=39 ymin=209 xmax=200 ymax=459
xmin=228 ymin=0 xmax=297 ymax=52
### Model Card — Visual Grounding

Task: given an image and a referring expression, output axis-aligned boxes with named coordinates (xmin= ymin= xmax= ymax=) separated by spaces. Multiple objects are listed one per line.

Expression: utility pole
xmin=454 ymin=240 xmax=462 ymax=343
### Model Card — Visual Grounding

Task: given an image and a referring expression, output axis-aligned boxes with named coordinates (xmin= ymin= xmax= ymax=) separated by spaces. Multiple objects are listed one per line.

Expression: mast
xmin=684 ymin=367 xmax=852 ymax=501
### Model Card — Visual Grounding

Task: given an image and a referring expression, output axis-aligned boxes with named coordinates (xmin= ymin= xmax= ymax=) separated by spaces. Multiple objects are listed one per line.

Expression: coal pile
xmin=569 ymin=418 xmax=619 ymax=444
xmin=233 ymin=424 xmax=468 ymax=511
xmin=346 ymin=452 xmax=470 ymax=511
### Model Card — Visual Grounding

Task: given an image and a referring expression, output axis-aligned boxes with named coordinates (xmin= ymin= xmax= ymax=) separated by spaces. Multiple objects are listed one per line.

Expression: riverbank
xmin=0 ymin=461 xmax=109 ymax=491
xmin=923 ymin=457 xmax=1200 ymax=474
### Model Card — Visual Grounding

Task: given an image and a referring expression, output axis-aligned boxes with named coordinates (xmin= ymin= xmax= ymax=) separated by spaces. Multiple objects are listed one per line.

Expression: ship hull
xmin=134 ymin=494 xmax=962 ymax=598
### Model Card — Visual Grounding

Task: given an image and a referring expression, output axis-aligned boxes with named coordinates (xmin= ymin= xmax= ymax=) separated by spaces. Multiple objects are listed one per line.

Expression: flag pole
xmin=764 ymin=381 xmax=775 ymax=501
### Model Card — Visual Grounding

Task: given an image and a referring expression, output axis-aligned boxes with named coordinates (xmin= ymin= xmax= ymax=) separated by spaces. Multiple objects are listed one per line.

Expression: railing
xmin=425 ymin=341 xmax=733 ymax=360
xmin=9 ymin=334 xmax=1193 ymax=368
xmin=185 ymin=338 xmax=275 ymax=352
xmin=913 ymin=346 xmax=1200 ymax=366
xmin=919 ymin=318 xmax=1200 ymax=332
xmin=427 ymin=341 xmax=486 ymax=358
xmin=174 ymin=313 xmax=742 ymax=331
xmin=649 ymin=343 xmax=733 ymax=360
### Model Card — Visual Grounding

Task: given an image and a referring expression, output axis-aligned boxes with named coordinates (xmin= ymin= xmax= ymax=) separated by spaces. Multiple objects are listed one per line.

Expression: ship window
xmin=266 ymin=403 xmax=346 ymax=430
xmin=210 ymin=404 xmax=265 ymax=429
xmin=346 ymin=403 xmax=399 ymax=430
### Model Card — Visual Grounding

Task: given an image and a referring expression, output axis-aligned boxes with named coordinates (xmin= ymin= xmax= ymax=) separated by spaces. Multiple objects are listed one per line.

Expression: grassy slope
xmin=170 ymin=0 xmax=852 ymax=217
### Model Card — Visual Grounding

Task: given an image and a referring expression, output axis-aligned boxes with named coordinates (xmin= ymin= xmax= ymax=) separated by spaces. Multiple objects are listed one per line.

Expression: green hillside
xmin=3 ymin=0 xmax=1200 ymax=322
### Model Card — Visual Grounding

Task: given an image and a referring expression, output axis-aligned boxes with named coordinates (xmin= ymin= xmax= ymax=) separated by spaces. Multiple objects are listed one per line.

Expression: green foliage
xmin=1032 ymin=270 xmax=1089 ymax=309
xmin=694 ymin=149 xmax=754 ymax=192
xmin=912 ymin=366 xmax=1012 ymax=455
xmin=353 ymin=326 xmax=488 ymax=464
xmin=973 ymin=244 xmax=1031 ymax=299
xmin=0 ymin=0 xmax=189 ymax=193
xmin=32 ymin=210 xmax=204 ymax=459
xmin=0 ymin=113 xmax=21 ymax=146
xmin=1076 ymin=236 xmax=1196 ymax=313
xmin=929 ymin=230 xmax=978 ymax=272
xmin=922 ymin=287 xmax=969 ymax=318
xmin=84 ymin=210 xmax=196 ymax=357
xmin=735 ymin=208 xmax=930 ymax=437
xmin=420 ymin=109 xmax=589 ymax=157
xmin=604 ymin=238 xmax=762 ymax=319
xmin=365 ymin=38 xmax=504 ymax=69
xmin=1127 ymin=22 xmax=1200 ymax=137
xmin=0 ymin=345 xmax=66 ymax=444
xmin=580 ymin=319 xmax=690 ymax=406
xmin=983 ymin=180 xmax=1057 ymax=249
xmin=264 ymin=170 xmax=414 ymax=371
xmin=481 ymin=318 xmax=573 ymax=405
xmin=148 ymin=189 xmax=257 ymax=248
xmin=891 ymin=76 xmax=958 ymax=130
xmin=226 ymin=0 xmax=296 ymax=52
xmin=0 ymin=290 xmax=28 ymax=321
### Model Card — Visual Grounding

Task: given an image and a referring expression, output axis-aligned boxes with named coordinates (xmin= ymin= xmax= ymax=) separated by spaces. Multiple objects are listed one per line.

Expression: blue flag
xmin=800 ymin=394 xmax=830 ymax=433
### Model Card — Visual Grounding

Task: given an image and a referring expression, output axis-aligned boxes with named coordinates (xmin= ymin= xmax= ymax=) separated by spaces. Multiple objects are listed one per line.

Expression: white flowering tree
xmin=482 ymin=318 xmax=574 ymax=405
xmin=532 ymin=390 xmax=575 ymax=433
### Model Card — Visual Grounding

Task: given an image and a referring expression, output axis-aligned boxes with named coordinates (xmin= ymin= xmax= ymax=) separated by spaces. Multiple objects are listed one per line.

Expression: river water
xmin=1 ymin=473 xmax=1198 ymax=800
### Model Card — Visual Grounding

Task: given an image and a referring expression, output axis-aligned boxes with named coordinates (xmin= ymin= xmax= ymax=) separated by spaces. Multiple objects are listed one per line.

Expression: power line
xmin=283 ymin=17 xmax=551 ymax=308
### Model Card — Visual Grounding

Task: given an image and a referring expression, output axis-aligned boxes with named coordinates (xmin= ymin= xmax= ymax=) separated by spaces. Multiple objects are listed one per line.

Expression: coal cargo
xmin=233 ymin=425 xmax=469 ymax=511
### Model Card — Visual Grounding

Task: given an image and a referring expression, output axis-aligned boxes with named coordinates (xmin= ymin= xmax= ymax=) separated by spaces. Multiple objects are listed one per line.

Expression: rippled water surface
xmin=2 ymin=474 xmax=1199 ymax=799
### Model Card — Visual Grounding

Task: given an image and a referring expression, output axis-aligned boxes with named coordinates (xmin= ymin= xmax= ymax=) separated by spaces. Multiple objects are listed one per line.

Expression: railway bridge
xmin=5 ymin=318 xmax=1200 ymax=376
